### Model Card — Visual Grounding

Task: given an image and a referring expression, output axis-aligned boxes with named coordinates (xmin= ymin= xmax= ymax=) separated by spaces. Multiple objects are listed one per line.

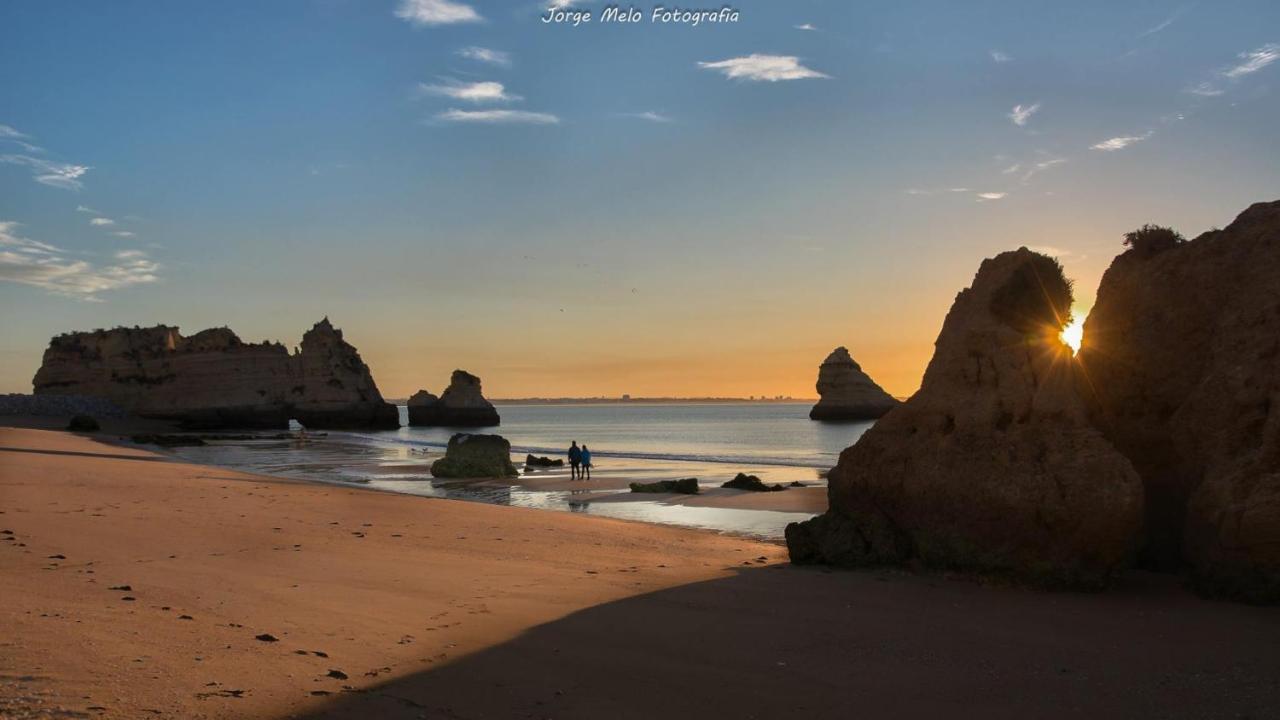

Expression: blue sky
xmin=2 ymin=1 xmax=1278 ymax=397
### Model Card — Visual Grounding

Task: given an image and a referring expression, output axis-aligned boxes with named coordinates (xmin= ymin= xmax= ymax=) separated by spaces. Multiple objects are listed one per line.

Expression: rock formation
xmin=788 ymin=249 xmax=1144 ymax=588
xmin=430 ymin=433 xmax=518 ymax=478
xmin=1080 ymin=200 xmax=1280 ymax=601
xmin=407 ymin=370 xmax=500 ymax=427
xmin=808 ymin=347 xmax=899 ymax=421
xmin=31 ymin=318 xmax=399 ymax=430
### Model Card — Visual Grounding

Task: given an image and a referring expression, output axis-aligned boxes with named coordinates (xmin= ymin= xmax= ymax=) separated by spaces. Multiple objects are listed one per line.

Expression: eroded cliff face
xmin=32 ymin=318 xmax=398 ymax=430
xmin=407 ymin=370 xmax=500 ymax=427
xmin=1080 ymin=200 xmax=1280 ymax=601
xmin=788 ymin=249 xmax=1144 ymax=588
xmin=808 ymin=347 xmax=899 ymax=421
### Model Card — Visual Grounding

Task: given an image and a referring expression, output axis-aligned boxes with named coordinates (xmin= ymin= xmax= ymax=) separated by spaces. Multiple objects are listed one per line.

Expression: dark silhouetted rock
xmin=430 ymin=433 xmax=518 ymax=478
xmin=630 ymin=478 xmax=699 ymax=494
xmin=66 ymin=414 xmax=99 ymax=432
xmin=722 ymin=473 xmax=786 ymax=492
xmin=1081 ymin=200 xmax=1280 ymax=601
xmin=132 ymin=434 xmax=207 ymax=447
xmin=809 ymin=347 xmax=899 ymax=421
xmin=788 ymin=249 xmax=1143 ymax=588
xmin=524 ymin=454 xmax=564 ymax=468
xmin=407 ymin=370 xmax=500 ymax=427
xmin=32 ymin=318 xmax=398 ymax=430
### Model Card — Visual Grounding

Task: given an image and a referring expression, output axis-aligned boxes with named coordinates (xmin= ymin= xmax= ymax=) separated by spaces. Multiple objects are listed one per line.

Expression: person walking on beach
xmin=568 ymin=441 xmax=582 ymax=480
xmin=580 ymin=444 xmax=593 ymax=481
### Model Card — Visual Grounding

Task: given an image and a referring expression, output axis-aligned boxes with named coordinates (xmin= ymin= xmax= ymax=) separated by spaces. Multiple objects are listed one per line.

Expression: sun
xmin=1060 ymin=315 xmax=1085 ymax=355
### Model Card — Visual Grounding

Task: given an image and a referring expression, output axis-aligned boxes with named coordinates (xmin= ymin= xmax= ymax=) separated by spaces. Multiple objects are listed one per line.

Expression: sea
xmin=157 ymin=402 xmax=876 ymax=541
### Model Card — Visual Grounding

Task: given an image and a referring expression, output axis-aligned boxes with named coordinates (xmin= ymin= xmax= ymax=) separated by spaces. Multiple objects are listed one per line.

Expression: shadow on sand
xmin=291 ymin=563 xmax=1279 ymax=720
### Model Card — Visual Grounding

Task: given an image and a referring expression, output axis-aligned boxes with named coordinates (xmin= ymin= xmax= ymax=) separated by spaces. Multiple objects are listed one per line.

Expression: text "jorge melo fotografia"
xmin=542 ymin=5 xmax=741 ymax=27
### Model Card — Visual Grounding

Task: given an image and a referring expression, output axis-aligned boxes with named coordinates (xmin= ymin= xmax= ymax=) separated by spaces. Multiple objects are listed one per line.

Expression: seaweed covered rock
xmin=408 ymin=371 xmax=500 ymax=427
xmin=1080 ymin=200 xmax=1280 ymax=601
xmin=808 ymin=347 xmax=899 ymax=421
xmin=630 ymin=478 xmax=700 ymax=494
xmin=787 ymin=249 xmax=1143 ymax=588
xmin=722 ymin=473 xmax=786 ymax=492
xmin=430 ymin=433 xmax=518 ymax=479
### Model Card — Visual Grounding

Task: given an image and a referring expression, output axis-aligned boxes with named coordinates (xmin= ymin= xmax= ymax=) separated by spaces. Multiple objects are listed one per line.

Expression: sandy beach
xmin=1 ymin=426 xmax=1277 ymax=719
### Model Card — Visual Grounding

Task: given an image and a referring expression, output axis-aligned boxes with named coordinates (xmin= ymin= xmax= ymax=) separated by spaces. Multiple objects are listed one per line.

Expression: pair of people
xmin=567 ymin=440 xmax=592 ymax=480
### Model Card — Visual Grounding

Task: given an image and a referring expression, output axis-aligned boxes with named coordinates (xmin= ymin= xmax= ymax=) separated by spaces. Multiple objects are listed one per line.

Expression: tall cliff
xmin=788 ymin=249 xmax=1143 ymax=587
xmin=808 ymin=347 xmax=898 ymax=421
xmin=32 ymin=318 xmax=399 ymax=430
xmin=789 ymin=199 xmax=1280 ymax=602
xmin=1080 ymin=200 xmax=1280 ymax=601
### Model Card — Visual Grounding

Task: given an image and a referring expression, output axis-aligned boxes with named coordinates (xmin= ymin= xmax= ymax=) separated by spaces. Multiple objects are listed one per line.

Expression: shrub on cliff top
xmin=1123 ymin=224 xmax=1185 ymax=257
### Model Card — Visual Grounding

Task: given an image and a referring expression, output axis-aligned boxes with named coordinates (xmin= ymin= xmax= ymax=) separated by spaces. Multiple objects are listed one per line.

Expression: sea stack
xmin=31 ymin=318 xmax=399 ymax=430
xmin=1080 ymin=200 xmax=1280 ymax=602
xmin=407 ymin=370 xmax=500 ymax=427
xmin=808 ymin=347 xmax=899 ymax=421
xmin=787 ymin=249 xmax=1143 ymax=588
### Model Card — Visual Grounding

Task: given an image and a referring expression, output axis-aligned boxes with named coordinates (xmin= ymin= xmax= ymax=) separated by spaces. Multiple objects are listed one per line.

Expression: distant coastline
xmin=386 ymin=396 xmax=817 ymax=405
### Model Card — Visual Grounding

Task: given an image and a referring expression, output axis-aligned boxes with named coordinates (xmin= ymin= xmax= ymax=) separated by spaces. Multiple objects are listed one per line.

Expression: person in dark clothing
xmin=568 ymin=441 xmax=582 ymax=480
xmin=580 ymin=444 xmax=593 ymax=481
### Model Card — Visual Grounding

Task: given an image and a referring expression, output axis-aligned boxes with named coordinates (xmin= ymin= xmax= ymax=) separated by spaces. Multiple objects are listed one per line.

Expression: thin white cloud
xmin=1185 ymin=42 xmax=1280 ymax=97
xmin=90 ymin=217 xmax=114 ymax=226
xmin=1008 ymin=103 xmax=1040 ymax=126
xmin=1137 ymin=5 xmax=1190 ymax=38
xmin=419 ymin=80 xmax=520 ymax=103
xmin=976 ymin=192 xmax=1007 ymax=201
xmin=457 ymin=46 xmax=511 ymax=67
xmin=1223 ymin=42 xmax=1280 ymax=79
xmin=1021 ymin=156 xmax=1066 ymax=182
xmin=623 ymin=111 xmax=672 ymax=123
xmin=697 ymin=54 xmax=829 ymax=82
xmin=437 ymin=109 xmax=560 ymax=124
xmin=794 ymin=23 xmax=817 ymax=32
xmin=112 ymin=230 xmax=137 ymax=238
xmin=0 ymin=124 xmax=28 ymax=139
xmin=75 ymin=204 xmax=98 ymax=214
xmin=0 ymin=154 xmax=91 ymax=190
xmin=395 ymin=0 xmax=481 ymax=26
xmin=0 ymin=221 xmax=159 ymax=301
xmin=990 ymin=50 xmax=1012 ymax=63
xmin=1091 ymin=132 xmax=1152 ymax=151
xmin=1185 ymin=81 xmax=1225 ymax=97
xmin=1001 ymin=163 xmax=1021 ymax=174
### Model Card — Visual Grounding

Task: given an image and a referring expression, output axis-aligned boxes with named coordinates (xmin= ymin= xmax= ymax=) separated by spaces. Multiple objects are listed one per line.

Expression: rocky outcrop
xmin=788 ymin=249 xmax=1144 ymax=588
xmin=808 ymin=348 xmax=898 ymax=421
xmin=430 ymin=433 xmax=518 ymax=478
xmin=524 ymin=454 xmax=564 ymax=468
xmin=1080 ymin=200 xmax=1280 ymax=601
xmin=722 ymin=473 xmax=787 ymax=492
xmin=630 ymin=478 xmax=699 ymax=494
xmin=407 ymin=370 xmax=500 ymax=427
xmin=31 ymin=318 xmax=398 ymax=430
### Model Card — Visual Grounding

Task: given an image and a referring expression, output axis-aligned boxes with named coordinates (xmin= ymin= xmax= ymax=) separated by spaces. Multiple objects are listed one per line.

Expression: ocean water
xmin=157 ymin=403 xmax=877 ymax=540
xmin=375 ymin=402 xmax=871 ymax=469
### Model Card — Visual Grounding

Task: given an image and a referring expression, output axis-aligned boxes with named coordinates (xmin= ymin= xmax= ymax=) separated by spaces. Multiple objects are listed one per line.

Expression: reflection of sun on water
xmin=1060 ymin=315 xmax=1085 ymax=355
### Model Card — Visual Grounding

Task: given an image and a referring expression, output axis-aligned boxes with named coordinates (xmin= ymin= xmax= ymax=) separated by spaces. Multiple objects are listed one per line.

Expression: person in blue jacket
xmin=580 ymin=444 xmax=593 ymax=481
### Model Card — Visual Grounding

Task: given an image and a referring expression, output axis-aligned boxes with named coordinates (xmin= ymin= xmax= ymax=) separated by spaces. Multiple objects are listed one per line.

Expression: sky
xmin=1 ymin=1 xmax=1278 ymax=399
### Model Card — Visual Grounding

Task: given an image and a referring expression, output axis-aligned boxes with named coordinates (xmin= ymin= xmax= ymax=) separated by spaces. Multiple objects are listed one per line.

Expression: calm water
xmin=371 ymin=402 xmax=872 ymax=469
xmin=158 ymin=403 xmax=875 ymax=540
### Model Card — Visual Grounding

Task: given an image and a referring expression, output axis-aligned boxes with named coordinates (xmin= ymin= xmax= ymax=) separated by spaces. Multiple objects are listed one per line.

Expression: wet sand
xmin=2 ymin=427 xmax=1279 ymax=719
